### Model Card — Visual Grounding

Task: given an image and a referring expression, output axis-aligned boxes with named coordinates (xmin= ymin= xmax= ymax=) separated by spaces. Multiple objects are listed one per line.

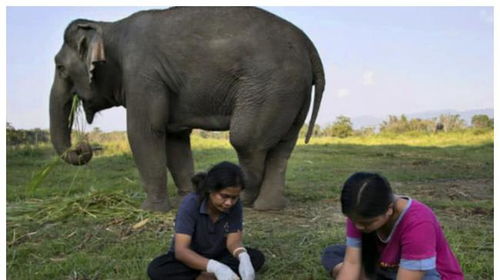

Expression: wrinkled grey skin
xmin=50 ymin=7 xmax=325 ymax=212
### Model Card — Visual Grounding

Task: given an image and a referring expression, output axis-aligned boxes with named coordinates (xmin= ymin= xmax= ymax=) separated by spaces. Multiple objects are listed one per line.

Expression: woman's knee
xmin=321 ymin=245 xmax=346 ymax=273
xmin=147 ymin=253 xmax=185 ymax=280
xmin=247 ymin=248 xmax=266 ymax=271
xmin=147 ymin=258 xmax=163 ymax=280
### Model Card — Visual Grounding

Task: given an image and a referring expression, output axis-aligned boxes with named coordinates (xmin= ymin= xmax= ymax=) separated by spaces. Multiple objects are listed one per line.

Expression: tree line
xmin=6 ymin=122 xmax=50 ymax=146
xmin=6 ymin=114 xmax=494 ymax=146
xmin=300 ymin=114 xmax=493 ymax=138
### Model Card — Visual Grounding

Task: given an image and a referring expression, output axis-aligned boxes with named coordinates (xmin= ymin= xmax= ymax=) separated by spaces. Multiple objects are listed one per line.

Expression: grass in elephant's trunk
xmin=27 ymin=95 xmax=92 ymax=195
xmin=68 ymin=94 xmax=87 ymax=141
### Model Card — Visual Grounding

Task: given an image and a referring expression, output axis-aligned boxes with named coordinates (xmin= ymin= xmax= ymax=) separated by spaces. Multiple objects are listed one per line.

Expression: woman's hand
xmin=238 ymin=251 xmax=255 ymax=280
xmin=337 ymin=246 xmax=363 ymax=280
xmin=207 ymin=259 xmax=240 ymax=280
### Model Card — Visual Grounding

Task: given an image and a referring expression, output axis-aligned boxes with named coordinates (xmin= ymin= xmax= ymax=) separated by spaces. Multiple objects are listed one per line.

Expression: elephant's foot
xmin=171 ymin=192 xmax=190 ymax=208
xmin=253 ymin=195 xmax=288 ymax=210
xmin=141 ymin=198 xmax=171 ymax=212
xmin=240 ymin=189 xmax=259 ymax=207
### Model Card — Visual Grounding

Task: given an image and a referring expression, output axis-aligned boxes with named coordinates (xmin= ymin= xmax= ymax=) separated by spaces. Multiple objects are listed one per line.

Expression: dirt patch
xmin=243 ymin=178 xmax=493 ymax=231
xmin=392 ymin=178 xmax=493 ymax=201
xmin=244 ymin=199 xmax=347 ymax=233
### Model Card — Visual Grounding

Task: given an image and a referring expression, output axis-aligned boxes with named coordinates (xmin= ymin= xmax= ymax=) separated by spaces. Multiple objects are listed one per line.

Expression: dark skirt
xmin=148 ymin=247 xmax=265 ymax=280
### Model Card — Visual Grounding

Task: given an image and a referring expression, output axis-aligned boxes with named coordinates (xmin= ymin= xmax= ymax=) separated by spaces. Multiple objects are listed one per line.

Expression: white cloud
xmin=337 ymin=89 xmax=350 ymax=98
xmin=362 ymin=71 xmax=375 ymax=85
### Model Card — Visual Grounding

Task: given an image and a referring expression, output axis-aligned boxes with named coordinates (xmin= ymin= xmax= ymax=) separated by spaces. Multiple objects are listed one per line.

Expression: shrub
xmin=299 ymin=124 xmax=322 ymax=138
xmin=437 ymin=114 xmax=466 ymax=132
xmin=471 ymin=114 xmax=493 ymax=129
xmin=323 ymin=116 xmax=353 ymax=138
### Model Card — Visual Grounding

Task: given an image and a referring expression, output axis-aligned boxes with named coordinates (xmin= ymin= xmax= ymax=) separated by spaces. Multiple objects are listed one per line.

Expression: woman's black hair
xmin=191 ymin=161 xmax=246 ymax=203
xmin=340 ymin=172 xmax=394 ymax=278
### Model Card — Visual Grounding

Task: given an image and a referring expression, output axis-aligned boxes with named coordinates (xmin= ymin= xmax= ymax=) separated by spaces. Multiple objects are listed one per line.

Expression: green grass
xmin=7 ymin=131 xmax=493 ymax=279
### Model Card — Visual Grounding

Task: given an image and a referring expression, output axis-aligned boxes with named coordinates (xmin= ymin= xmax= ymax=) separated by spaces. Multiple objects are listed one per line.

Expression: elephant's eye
xmin=57 ymin=65 xmax=68 ymax=78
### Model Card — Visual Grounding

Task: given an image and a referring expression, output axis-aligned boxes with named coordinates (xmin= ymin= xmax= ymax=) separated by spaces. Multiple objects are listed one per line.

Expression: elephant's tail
xmin=305 ymin=40 xmax=325 ymax=144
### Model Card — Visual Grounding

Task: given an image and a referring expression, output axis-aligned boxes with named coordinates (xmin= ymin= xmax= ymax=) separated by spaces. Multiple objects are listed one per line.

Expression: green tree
xmin=7 ymin=123 xmax=50 ymax=146
xmin=92 ymin=127 xmax=103 ymax=134
xmin=380 ymin=115 xmax=438 ymax=133
xmin=324 ymin=116 xmax=353 ymax=138
xmin=353 ymin=126 xmax=376 ymax=137
xmin=7 ymin=123 xmax=24 ymax=146
xmin=438 ymin=114 xmax=466 ymax=132
xmin=379 ymin=115 xmax=410 ymax=133
xmin=408 ymin=118 xmax=434 ymax=132
xmin=471 ymin=114 xmax=493 ymax=129
xmin=299 ymin=124 xmax=321 ymax=138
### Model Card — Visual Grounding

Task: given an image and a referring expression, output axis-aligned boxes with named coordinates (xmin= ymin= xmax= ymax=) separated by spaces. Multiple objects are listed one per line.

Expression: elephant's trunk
xmin=49 ymin=72 xmax=92 ymax=166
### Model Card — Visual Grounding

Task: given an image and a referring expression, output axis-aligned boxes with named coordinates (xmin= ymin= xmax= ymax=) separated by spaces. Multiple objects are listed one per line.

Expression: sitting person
xmin=148 ymin=161 xmax=265 ymax=280
xmin=321 ymin=172 xmax=463 ymax=280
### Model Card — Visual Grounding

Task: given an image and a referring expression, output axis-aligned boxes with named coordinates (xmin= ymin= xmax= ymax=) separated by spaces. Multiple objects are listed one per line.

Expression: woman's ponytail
xmin=361 ymin=232 xmax=379 ymax=277
xmin=191 ymin=172 xmax=207 ymax=194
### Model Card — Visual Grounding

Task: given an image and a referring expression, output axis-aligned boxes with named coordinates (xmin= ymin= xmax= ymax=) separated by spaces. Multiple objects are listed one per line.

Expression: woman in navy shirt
xmin=148 ymin=161 xmax=265 ymax=280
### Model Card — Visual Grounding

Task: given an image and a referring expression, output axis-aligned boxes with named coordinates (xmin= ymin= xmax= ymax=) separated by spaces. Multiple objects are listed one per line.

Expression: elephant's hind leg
xmin=230 ymin=122 xmax=268 ymax=206
xmin=253 ymin=136 xmax=297 ymax=210
xmin=253 ymin=92 xmax=309 ymax=210
xmin=234 ymin=148 xmax=267 ymax=207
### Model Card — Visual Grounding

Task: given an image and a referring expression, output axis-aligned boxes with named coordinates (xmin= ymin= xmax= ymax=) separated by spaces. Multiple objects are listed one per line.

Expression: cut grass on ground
xmin=7 ymin=131 xmax=493 ymax=279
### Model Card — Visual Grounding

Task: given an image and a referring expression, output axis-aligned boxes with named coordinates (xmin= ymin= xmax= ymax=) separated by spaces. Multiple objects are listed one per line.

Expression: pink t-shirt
xmin=346 ymin=198 xmax=463 ymax=279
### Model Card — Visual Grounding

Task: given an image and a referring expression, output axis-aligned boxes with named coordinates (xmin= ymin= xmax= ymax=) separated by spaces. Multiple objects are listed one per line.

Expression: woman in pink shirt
xmin=321 ymin=172 xmax=463 ymax=280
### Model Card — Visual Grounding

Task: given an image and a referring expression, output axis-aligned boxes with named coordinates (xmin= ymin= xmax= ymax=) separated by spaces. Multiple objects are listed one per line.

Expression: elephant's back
xmin=123 ymin=7 xmax=312 ymax=56
xmin=119 ymin=7 xmax=314 ymax=83
xmin=144 ymin=7 xmax=300 ymax=32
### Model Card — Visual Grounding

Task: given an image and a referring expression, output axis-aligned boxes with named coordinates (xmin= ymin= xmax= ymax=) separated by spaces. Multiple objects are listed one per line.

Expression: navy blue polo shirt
xmin=169 ymin=192 xmax=243 ymax=258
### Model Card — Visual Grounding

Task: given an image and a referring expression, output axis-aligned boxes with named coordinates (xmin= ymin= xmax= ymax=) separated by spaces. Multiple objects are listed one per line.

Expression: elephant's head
xmin=50 ymin=19 xmax=111 ymax=165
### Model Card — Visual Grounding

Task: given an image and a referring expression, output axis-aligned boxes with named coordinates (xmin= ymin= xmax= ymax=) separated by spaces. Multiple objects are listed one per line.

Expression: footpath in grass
xmin=6 ymin=131 xmax=493 ymax=279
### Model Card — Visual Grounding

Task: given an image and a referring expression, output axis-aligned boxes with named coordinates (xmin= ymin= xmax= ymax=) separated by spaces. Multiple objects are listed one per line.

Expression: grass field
xmin=6 ymin=130 xmax=493 ymax=279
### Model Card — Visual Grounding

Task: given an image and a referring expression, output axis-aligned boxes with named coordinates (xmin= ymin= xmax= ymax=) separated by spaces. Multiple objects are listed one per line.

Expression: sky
xmin=6 ymin=6 xmax=494 ymax=131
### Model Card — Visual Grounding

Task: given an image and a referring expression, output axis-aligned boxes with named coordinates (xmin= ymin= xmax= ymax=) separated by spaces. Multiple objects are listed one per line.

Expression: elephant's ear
xmin=76 ymin=23 xmax=106 ymax=83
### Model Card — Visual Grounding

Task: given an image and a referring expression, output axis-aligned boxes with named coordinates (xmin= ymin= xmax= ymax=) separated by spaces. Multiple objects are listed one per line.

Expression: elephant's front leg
xmin=127 ymin=93 xmax=171 ymax=212
xmin=166 ymin=130 xmax=195 ymax=207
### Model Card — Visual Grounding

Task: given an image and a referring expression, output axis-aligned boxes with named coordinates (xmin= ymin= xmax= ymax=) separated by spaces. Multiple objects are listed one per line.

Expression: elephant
xmin=434 ymin=122 xmax=444 ymax=133
xmin=49 ymin=7 xmax=325 ymax=212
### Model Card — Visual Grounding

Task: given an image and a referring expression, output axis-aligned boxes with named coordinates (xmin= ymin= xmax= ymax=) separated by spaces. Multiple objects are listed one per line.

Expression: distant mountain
xmin=349 ymin=115 xmax=386 ymax=129
xmin=350 ymin=108 xmax=493 ymax=129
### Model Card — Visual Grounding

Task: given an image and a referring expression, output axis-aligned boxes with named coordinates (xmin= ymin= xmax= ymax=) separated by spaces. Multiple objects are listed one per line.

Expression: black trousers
xmin=147 ymin=247 xmax=265 ymax=280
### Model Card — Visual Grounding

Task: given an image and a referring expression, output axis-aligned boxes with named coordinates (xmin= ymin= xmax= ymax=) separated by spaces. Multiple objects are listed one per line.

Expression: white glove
xmin=238 ymin=252 xmax=255 ymax=280
xmin=207 ymin=259 xmax=240 ymax=280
